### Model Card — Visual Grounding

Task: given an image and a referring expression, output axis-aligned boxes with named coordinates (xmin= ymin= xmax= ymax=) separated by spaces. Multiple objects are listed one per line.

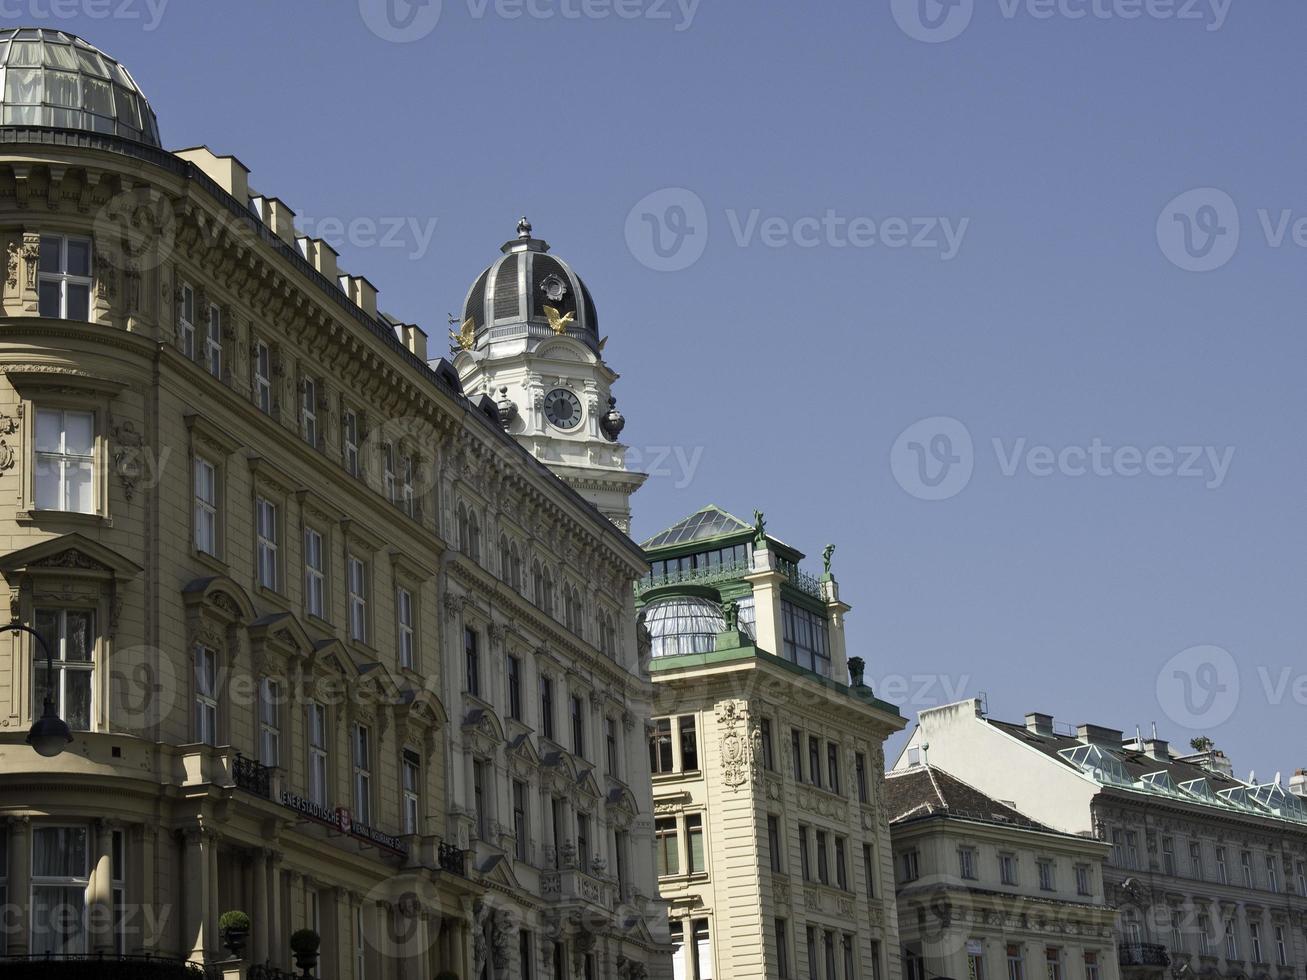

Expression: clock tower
xmin=452 ymin=219 xmax=646 ymax=531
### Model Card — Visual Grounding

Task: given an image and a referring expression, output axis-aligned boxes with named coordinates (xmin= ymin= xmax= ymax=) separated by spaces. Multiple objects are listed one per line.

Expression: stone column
xmin=7 ymin=817 xmax=31 ymax=955
xmin=252 ymin=848 xmax=269 ymax=964
xmin=267 ymin=853 xmax=284 ymax=967
xmin=90 ymin=820 xmax=116 ymax=953
xmin=181 ymin=829 xmax=207 ymax=963
xmin=206 ymin=833 xmax=220 ymax=961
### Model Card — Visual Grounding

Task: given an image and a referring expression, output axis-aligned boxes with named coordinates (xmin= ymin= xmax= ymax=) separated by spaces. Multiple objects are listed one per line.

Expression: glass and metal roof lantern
xmin=643 ymin=505 xmax=753 ymax=550
xmin=1058 ymin=743 xmax=1135 ymax=787
xmin=643 ymin=596 xmax=731 ymax=659
xmin=0 ymin=28 xmax=161 ymax=146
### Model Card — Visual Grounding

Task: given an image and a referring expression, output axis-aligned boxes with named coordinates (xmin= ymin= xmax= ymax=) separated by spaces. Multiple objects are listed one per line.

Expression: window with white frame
xmin=1037 ymin=858 xmax=1055 ymax=891
xmin=959 ymin=847 xmax=977 ymax=880
xmin=38 ymin=235 xmax=92 ymax=321
xmin=34 ymin=408 xmax=95 ymax=513
xmin=342 ymin=409 xmax=359 ymax=476
xmin=382 ymin=443 xmax=396 ymax=504
xmin=400 ymin=454 xmax=415 ymax=517
xmin=253 ymin=340 xmax=272 ymax=414
xmin=34 ymin=609 xmax=94 ymax=732
xmin=255 ymin=497 xmax=278 ymax=590
xmin=304 ymin=527 xmax=325 ymax=619
xmin=258 ymin=678 xmax=280 ymax=767
xmin=1266 ymin=855 xmax=1279 ymax=893
xmin=307 ymin=702 xmax=328 ymax=806
xmin=397 ymin=586 xmax=415 ymax=669
xmin=347 ymin=555 xmax=368 ymax=642
xmin=1224 ymin=918 xmax=1238 ymax=960
xmin=193 ymin=457 xmax=218 ymax=556
xmin=355 ymin=904 xmax=366 ymax=980
xmin=1250 ymin=921 xmax=1263 ymax=963
xmin=1274 ymin=925 xmax=1287 ymax=967
xmin=178 ymin=281 xmax=196 ymax=357
xmin=402 ymin=749 xmax=421 ymax=835
xmin=353 ymin=724 xmax=372 ymax=825
xmin=301 ymin=376 xmax=318 ymax=448
xmin=31 ymin=826 xmax=90 ymax=954
xmin=1075 ymin=864 xmax=1092 ymax=896
xmin=205 ymin=304 xmax=222 ymax=378
xmin=194 ymin=645 xmax=218 ymax=745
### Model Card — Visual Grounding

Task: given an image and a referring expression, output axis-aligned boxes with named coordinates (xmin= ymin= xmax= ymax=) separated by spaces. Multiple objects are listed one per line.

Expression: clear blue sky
xmin=68 ymin=0 xmax=1305 ymax=779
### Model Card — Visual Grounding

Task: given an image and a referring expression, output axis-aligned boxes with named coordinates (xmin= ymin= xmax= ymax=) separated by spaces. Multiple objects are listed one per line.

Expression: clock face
xmin=543 ymin=388 xmax=583 ymax=430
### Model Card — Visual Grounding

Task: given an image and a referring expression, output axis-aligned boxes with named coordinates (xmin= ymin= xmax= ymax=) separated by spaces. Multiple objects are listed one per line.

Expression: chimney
xmin=1144 ymin=738 xmax=1170 ymax=761
xmin=1025 ymin=712 xmax=1055 ymax=736
xmin=174 ymin=146 xmax=250 ymax=203
xmin=1290 ymin=770 xmax=1307 ymax=798
xmin=399 ymin=323 xmax=427 ymax=361
xmin=1077 ymin=723 xmax=1125 ymax=747
xmin=299 ymin=237 xmax=339 ymax=283
xmin=263 ymin=198 xmax=298 ymax=246
xmin=341 ymin=276 xmax=379 ymax=318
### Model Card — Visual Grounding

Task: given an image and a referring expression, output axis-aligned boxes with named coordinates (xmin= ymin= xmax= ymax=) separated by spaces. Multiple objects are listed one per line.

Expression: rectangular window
xmin=824 ymin=930 xmax=836 ymax=980
xmin=791 ymin=728 xmax=803 ymax=781
xmin=402 ymin=749 xmax=421 ymax=835
xmin=1224 ymin=919 xmax=1238 ymax=961
xmin=255 ymin=497 xmax=278 ymax=590
xmin=193 ymin=457 xmax=218 ymax=555
xmin=760 ymin=718 xmax=774 ymax=770
xmin=816 ymin=830 xmax=830 ymax=884
xmin=1297 ymin=861 xmax=1305 ymax=897
xmin=33 ymin=608 xmax=94 ymax=732
xmin=1006 ymin=945 xmax=1024 ymax=980
xmin=1198 ymin=915 xmax=1212 ymax=956
xmin=31 ymin=826 xmax=90 ymax=954
xmin=347 ymin=556 xmax=368 ymax=642
xmin=807 ymin=927 xmax=820 ymax=980
xmin=605 ymin=717 xmax=619 ymax=776
xmin=1171 ymin=912 xmax=1186 ymax=954
xmin=399 ymin=454 xmax=415 ymax=517
xmin=799 ymin=825 xmax=811 ymax=881
xmin=540 ymin=676 xmax=555 ymax=740
xmin=650 ymin=718 xmax=674 ymax=773
xmin=856 ymin=752 xmax=869 ymax=803
xmin=686 ymin=814 xmax=704 ymax=874
xmin=781 ymin=599 xmax=831 ymax=675
xmin=1037 ymin=859 xmax=1055 ymax=891
xmin=775 ymin=919 xmax=790 ymax=979
xmin=1083 ymin=953 xmax=1098 ymax=980
xmin=864 ymin=843 xmax=876 ymax=899
xmin=178 ymin=281 xmax=195 ymax=356
xmin=1162 ymin=837 xmax=1176 ymax=876
xmin=194 ymin=645 xmax=218 ymax=745
xmin=38 ymin=235 xmax=92 ymax=321
xmin=835 ymin=836 xmax=848 ymax=890
xmin=34 ymin=407 xmax=94 ymax=513
xmin=258 ymin=677 xmax=280 ymax=768
xmin=1189 ymin=840 xmax=1204 ymax=880
xmin=550 ymin=797 xmax=563 ymax=869
xmin=570 ymin=695 xmax=587 ymax=759
xmin=464 ymin=628 xmax=480 ymax=697
xmin=1216 ymin=847 xmax=1228 ymax=884
xmin=506 ymin=655 xmax=522 ymax=720
xmin=397 ymin=587 xmax=415 ymax=669
xmin=901 ymin=848 xmax=919 ymax=882
xmin=1241 ymin=850 xmax=1254 ymax=888
xmin=302 ymin=376 xmax=318 ymax=447
xmin=614 ymin=829 xmax=628 ymax=895
xmin=767 ymin=815 xmax=782 ymax=873
xmin=1266 ymin=855 xmax=1279 ymax=893
xmin=656 ymin=817 xmax=679 ymax=876
xmin=353 ymin=724 xmax=372 ymax=825
xmin=679 ymin=715 xmax=698 ymax=771
xmin=1275 ymin=926 xmax=1287 ymax=967
xmin=1075 ymin=864 xmax=1091 ymax=896
xmin=520 ymin=931 xmax=533 ymax=980
xmin=307 ymin=702 xmax=328 ymax=806
xmin=473 ymin=761 xmax=487 ymax=840
xmin=1110 ymin=829 xmax=1124 ymax=867
xmin=382 ymin=443 xmax=396 ymax=504
xmin=1125 ymin=831 xmax=1139 ymax=869
xmin=253 ymin=340 xmax=272 ymax=414
xmin=512 ymin=779 xmax=528 ymax=861
xmin=304 ymin=528 xmax=325 ymax=619
xmin=1000 ymin=853 xmax=1018 ymax=886
xmin=827 ymin=742 xmax=840 ymax=794
xmin=205 ymin=304 xmax=222 ymax=378
xmin=970 ymin=950 xmax=987 ymax=980
xmin=1045 ymin=948 xmax=1061 ymax=980
xmin=1250 ymin=922 xmax=1263 ymax=963
xmin=844 ymin=935 xmax=856 ymax=980
xmin=959 ymin=847 xmax=977 ymax=880
xmin=809 ymin=736 xmax=822 ymax=788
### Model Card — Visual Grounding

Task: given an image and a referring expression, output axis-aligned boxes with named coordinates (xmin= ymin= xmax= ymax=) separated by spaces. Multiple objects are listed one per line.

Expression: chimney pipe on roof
xmin=1144 ymin=738 xmax=1170 ymax=761
xmin=1026 ymin=712 xmax=1055 ymax=736
xmin=1077 ymin=723 xmax=1125 ymax=747
xmin=1290 ymin=770 xmax=1307 ymax=798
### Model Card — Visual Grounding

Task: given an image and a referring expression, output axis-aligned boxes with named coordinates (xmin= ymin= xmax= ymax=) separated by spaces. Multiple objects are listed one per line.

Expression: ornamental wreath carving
xmin=716 ymin=699 xmax=753 ymax=790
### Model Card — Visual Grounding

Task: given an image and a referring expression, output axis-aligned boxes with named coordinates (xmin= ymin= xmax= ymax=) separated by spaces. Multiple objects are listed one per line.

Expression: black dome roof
xmin=460 ymin=218 xmax=600 ymax=352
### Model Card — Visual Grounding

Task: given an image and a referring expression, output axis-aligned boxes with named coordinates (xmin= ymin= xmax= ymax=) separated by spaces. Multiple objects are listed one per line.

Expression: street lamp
xmin=13 ymin=621 xmax=72 ymax=758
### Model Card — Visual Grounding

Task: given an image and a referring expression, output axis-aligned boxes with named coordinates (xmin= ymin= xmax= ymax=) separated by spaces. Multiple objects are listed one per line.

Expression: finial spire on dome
xmin=517 ymin=216 xmax=532 ymax=239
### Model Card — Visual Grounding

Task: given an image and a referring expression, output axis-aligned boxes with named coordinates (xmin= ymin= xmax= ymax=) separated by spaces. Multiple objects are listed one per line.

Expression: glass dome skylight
xmin=1059 ymin=743 xmax=1135 ymax=787
xmin=0 ymin=28 xmax=160 ymax=146
xmin=643 ymin=596 xmax=730 ymax=659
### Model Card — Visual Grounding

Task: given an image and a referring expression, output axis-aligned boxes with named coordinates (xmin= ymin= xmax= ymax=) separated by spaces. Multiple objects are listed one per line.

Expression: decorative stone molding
xmin=716 ymin=699 xmax=754 ymax=790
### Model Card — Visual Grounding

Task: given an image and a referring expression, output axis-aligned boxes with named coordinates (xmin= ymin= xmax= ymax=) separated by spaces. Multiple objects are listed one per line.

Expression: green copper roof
xmin=642 ymin=505 xmax=753 ymax=550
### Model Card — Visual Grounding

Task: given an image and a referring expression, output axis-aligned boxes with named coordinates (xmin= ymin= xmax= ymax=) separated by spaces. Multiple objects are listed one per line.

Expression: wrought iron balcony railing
xmin=0 ymin=953 xmax=212 ymax=980
xmin=438 ymin=840 xmax=467 ymax=876
xmin=232 ymin=752 xmax=272 ymax=799
xmin=1119 ymin=944 xmax=1171 ymax=968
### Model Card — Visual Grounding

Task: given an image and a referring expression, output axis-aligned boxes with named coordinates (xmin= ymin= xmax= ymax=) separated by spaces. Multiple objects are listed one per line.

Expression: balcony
xmin=231 ymin=752 xmax=272 ymax=799
xmin=438 ymin=840 xmax=467 ymax=877
xmin=540 ymin=867 xmax=611 ymax=909
xmin=0 ymin=954 xmax=213 ymax=980
xmin=1119 ymin=944 xmax=1171 ymax=968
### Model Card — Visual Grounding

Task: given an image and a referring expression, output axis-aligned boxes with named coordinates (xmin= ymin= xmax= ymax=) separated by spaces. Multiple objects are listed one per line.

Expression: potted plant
xmin=219 ymin=910 xmax=251 ymax=960
xmin=290 ymin=928 xmax=321 ymax=977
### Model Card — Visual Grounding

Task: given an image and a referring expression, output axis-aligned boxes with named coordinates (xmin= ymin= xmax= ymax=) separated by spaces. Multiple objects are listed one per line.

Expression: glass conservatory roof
xmin=0 ymin=28 xmax=161 ymax=147
xmin=643 ymin=505 xmax=753 ymax=550
xmin=1058 ymin=743 xmax=1134 ymax=787
xmin=642 ymin=595 xmax=753 ymax=659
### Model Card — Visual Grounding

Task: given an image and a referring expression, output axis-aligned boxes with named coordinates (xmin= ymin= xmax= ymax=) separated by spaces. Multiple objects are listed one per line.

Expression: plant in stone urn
xmin=847 ymin=656 xmax=867 ymax=688
xmin=290 ymin=928 xmax=321 ymax=977
xmin=218 ymin=910 xmax=251 ymax=960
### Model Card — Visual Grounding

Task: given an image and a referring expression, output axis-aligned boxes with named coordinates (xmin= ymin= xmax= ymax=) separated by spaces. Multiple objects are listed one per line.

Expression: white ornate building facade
xmin=0 ymin=27 xmax=666 ymax=980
